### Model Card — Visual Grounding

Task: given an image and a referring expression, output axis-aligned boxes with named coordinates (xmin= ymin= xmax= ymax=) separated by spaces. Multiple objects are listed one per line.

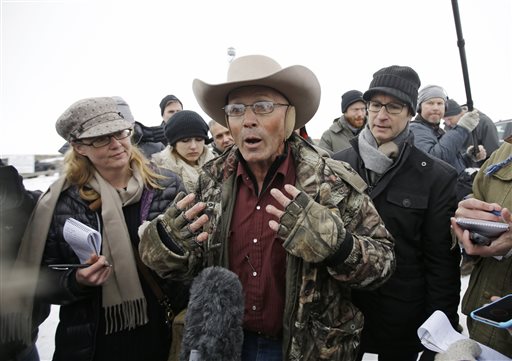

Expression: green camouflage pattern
xmin=139 ymin=134 xmax=395 ymax=360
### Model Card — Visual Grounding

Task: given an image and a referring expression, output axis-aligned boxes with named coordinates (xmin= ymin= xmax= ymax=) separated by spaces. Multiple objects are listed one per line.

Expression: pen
xmin=490 ymin=210 xmax=502 ymax=217
xmin=48 ymin=264 xmax=91 ymax=270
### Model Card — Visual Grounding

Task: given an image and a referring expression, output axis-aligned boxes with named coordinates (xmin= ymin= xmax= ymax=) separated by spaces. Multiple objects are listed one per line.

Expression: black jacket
xmin=132 ymin=121 xmax=167 ymax=158
xmin=38 ymin=168 xmax=187 ymax=361
xmin=0 ymin=166 xmax=50 ymax=360
xmin=333 ymin=135 xmax=461 ymax=354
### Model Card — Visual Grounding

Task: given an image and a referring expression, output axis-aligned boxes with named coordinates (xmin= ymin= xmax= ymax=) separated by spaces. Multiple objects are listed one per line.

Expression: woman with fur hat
xmin=151 ymin=110 xmax=215 ymax=192
xmin=2 ymin=97 xmax=189 ymax=361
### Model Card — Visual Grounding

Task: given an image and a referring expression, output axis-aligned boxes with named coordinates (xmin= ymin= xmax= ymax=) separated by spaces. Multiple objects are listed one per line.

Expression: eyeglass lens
xmin=223 ymin=101 xmax=288 ymax=117
xmin=84 ymin=129 xmax=132 ymax=147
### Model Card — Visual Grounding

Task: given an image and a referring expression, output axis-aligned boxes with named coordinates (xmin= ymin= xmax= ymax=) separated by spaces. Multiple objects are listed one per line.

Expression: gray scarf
xmin=358 ymin=125 xmax=409 ymax=181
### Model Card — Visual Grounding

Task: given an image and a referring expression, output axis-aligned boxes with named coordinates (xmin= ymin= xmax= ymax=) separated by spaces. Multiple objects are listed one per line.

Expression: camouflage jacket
xmin=140 ymin=134 xmax=395 ymax=360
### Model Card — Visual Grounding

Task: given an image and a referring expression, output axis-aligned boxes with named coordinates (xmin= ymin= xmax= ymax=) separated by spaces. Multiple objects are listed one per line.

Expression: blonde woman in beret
xmin=3 ymin=97 xmax=188 ymax=361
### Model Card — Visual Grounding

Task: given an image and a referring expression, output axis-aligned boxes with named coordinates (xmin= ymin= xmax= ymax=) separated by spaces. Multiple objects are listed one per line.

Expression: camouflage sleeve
xmin=279 ymin=180 xmax=394 ymax=290
xmin=138 ymin=193 xmax=203 ymax=281
xmin=330 ymin=190 xmax=395 ymax=290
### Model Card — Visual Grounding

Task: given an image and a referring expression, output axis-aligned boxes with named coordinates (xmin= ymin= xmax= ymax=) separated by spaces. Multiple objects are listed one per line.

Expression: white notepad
xmin=418 ymin=310 xmax=511 ymax=360
xmin=62 ymin=218 xmax=102 ymax=263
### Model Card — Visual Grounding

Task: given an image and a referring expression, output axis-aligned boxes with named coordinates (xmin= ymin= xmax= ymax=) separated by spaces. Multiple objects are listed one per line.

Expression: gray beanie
xmin=417 ymin=85 xmax=447 ymax=111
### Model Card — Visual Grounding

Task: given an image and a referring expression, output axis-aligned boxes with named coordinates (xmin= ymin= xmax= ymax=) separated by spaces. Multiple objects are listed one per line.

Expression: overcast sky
xmin=1 ymin=0 xmax=511 ymax=155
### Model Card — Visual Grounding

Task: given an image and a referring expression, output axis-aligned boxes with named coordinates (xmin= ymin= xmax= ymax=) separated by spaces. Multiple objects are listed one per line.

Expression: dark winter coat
xmin=38 ymin=168 xmax=187 ymax=361
xmin=132 ymin=121 xmax=167 ymax=158
xmin=333 ymin=134 xmax=461 ymax=354
xmin=0 ymin=166 xmax=50 ymax=360
xmin=465 ymin=111 xmax=500 ymax=158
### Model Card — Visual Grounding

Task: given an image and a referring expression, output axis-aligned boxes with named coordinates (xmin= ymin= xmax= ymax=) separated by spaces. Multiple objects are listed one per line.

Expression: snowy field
xmin=23 ymin=174 xmax=470 ymax=361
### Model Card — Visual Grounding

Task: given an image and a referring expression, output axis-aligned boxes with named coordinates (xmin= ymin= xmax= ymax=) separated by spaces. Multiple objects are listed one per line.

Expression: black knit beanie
xmin=164 ymin=110 xmax=212 ymax=146
xmin=341 ymin=90 xmax=365 ymax=113
xmin=363 ymin=65 xmax=421 ymax=115
xmin=159 ymin=95 xmax=183 ymax=116
xmin=444 ymin=99 xmax=463 ymax=117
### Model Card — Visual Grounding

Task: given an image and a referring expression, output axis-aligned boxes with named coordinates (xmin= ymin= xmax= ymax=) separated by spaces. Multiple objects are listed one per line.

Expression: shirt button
xmin=253 ymin=238 xmax=258 ymax=244
xmin=256 ymin=205 xmax=261 ymax=210
xmin=253 ymin=271 xmax=257 ymax=276
xmin=252 ymin=305 xmax=257 ymax=311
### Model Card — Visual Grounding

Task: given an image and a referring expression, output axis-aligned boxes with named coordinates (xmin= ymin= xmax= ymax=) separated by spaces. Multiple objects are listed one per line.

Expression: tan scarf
xmin=1 ymin=175 xmax=68 ymax=344
xmin=1 ymin=164 xmax=147 ymax=345
xmin=88 ymin=168 xmax=147 ymax=334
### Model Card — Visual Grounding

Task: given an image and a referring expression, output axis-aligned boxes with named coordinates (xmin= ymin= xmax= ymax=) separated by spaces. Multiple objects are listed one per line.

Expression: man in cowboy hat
xmin=139 ymin=54 xmax=395 ymax=360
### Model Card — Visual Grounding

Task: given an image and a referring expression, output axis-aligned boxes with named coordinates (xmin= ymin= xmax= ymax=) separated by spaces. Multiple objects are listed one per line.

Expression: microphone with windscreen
xmin=180 ymin=266 xmax=244 ymax=361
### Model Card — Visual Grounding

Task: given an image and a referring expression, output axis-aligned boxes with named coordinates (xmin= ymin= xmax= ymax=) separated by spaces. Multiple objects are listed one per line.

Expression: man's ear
xmin=284 ymin=106 xmax=296 ymax=139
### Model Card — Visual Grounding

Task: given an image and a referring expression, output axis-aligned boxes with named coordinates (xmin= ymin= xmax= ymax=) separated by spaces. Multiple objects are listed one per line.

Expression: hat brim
xmin=192 ymin=65 xmax=321 ymax=130
xmin=77 ymin=118 xmax=134 ymax=139
xmin=363 ymin=87 xmax=415 ymax=112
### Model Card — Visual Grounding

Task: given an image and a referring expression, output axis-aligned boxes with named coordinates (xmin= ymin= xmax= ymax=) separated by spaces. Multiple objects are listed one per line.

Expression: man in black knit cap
xmin=333 ymin=65 xmax=461 ymax=361
xmin=319 ymin=89 xmax=367 ymax=154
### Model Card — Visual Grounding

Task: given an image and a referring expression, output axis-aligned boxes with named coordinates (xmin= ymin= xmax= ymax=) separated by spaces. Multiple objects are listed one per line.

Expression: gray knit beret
xmin=56 ymin=97 xmax=133 ymax=141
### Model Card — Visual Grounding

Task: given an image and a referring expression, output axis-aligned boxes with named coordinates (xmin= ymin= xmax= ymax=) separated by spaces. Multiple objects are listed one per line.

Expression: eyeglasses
xmin=223 ymin=101 xmax=289 ymax=117
xmin=368 ymin=101 xmax=406 ymax=115
xmin=79 ymin=129 xmax=133 ymax=148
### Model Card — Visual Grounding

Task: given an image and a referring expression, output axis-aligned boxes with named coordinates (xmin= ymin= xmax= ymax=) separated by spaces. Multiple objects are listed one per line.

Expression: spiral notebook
xmin=62 ymin=218 xmax=102 ymax=263
xmin=455 ymin=218 xmax=509 ymax=238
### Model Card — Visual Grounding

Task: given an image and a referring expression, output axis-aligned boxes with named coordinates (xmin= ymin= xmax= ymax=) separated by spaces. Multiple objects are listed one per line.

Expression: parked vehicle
xmin=494 ymin=119 xmax=512 ymax=144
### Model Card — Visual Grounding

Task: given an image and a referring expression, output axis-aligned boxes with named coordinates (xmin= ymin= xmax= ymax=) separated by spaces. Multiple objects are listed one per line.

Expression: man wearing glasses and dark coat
xmin=333 ymin=65 xmax=461 ymax=361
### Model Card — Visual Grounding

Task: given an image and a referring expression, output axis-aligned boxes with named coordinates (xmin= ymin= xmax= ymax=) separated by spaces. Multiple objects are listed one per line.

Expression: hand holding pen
xmin=452 ymin=197 xmax=512 ymax=257
xmin=74 ymin=254 xmax=112 ymax=287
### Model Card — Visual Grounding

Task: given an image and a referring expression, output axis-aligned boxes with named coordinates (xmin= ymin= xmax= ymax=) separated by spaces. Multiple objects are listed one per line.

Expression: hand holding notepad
xmin=62 ymin=217 xmax=102 ymax=264
xmin=456 ymin=218 xmax=509 ymax=246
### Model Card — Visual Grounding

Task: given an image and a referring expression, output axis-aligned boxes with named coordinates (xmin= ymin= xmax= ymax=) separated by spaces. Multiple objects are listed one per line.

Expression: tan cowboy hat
xmin=192 ymin=55 xmax=321 ymax=130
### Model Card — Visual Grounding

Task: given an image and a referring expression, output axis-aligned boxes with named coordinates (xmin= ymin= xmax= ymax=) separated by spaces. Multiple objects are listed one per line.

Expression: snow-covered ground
xmin=23 ymin=174 xmax=470 ymax=361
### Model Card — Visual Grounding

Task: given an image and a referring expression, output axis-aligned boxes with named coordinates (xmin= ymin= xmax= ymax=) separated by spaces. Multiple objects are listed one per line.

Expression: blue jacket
xmin=410 ymin=117 xmax=470 ymax=174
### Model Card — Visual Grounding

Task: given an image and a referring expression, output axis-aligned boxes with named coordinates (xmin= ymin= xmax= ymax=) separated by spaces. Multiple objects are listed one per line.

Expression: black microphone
xmin=180 ymin=266 xmax=244 ymax=361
